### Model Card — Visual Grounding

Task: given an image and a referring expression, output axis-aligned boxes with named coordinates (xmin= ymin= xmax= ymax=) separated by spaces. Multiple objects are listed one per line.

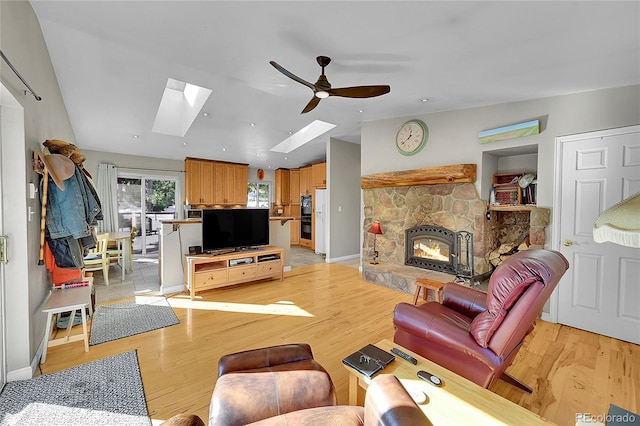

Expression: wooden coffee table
xmin=343 ymin=339 xmax=555 ymax=425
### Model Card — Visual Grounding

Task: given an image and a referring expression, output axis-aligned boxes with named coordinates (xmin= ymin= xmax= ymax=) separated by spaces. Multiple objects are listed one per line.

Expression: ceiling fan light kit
xmin=270 ymin=55 xmax=390 ymax=113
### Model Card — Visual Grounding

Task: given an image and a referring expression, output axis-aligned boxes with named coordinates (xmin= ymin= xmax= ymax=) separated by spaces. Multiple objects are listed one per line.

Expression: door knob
xmin=563 ymin=240 xmax=573 ymax=247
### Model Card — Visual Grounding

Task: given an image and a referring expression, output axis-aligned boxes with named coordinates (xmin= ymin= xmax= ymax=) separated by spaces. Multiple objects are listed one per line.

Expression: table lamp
xmin=368 ymin=221 xmax=383 ymax=264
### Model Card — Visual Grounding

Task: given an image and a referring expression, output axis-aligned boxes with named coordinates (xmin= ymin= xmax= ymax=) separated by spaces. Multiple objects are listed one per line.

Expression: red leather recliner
xmin=393 ymin=249 xmax=569 ymax=393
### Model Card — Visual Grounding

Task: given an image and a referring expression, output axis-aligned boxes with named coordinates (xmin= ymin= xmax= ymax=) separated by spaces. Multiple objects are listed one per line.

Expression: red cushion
xmin=470 ymin=272 xmax=539 ymax=348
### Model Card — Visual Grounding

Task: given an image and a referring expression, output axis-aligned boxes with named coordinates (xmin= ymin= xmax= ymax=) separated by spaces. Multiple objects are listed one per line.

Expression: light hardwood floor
xmin=40 ymin=263 xmax=639 ymax=426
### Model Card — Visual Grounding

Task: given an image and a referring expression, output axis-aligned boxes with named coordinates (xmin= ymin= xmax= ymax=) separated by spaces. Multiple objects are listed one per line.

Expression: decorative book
xmin=342 ymin=344 xmax=395 ymax=377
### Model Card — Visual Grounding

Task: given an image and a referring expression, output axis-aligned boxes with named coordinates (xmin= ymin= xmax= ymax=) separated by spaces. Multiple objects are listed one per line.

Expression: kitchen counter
xmin=269 ymin=216 xmax=296 ymax=225
xmin=269 ymin=219 xmax=292 ymax=271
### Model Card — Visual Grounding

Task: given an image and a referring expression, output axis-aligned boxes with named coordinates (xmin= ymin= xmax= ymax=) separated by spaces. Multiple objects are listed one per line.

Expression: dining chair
xmin=83 ymin=233 xmax=111 ymax=286
xmin=106 ymin=237 xmax=125 ymax=279
xmin=129 ymin=226 xmax=137 ymax=270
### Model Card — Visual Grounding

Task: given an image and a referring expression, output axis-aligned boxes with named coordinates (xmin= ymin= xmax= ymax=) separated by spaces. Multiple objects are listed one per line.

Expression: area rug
xmin=90 ymin=296 xmax=179 ymax=346
xmin=0 ymin=350 xmax=150 ymax=425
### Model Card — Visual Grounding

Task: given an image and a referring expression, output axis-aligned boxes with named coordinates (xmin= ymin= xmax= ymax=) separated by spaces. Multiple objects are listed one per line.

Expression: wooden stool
xmin=414 ymin=278 xmax=445 ymax=304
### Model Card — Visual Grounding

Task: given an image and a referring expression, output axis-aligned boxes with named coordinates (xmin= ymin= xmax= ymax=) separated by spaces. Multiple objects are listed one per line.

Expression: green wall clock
xmin=396 ymin=119 xmax=428 ymax=156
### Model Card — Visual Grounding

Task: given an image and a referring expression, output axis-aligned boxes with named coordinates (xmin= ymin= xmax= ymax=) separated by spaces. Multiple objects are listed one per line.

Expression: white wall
xmin=327 ymin=138 xmax=361 ymax=261
xmin=1 ymin=0 xmax=76 ymax=378
xmin=362 ymin=85 xmax=640 ymax=248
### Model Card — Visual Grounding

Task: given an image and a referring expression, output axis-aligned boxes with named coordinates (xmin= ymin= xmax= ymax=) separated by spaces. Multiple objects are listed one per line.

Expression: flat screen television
xmin=201 ymin=208 xmax=270 ymax=252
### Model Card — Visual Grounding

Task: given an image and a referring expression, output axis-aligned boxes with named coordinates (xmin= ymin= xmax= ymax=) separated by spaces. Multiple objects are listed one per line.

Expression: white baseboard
xmin=326 ymin=253 xmax=359 ymax=263
xmin=161 ymin=284 xmax=185 ymax=295
xmin=8 ymin=338 xmax=45 ymax=381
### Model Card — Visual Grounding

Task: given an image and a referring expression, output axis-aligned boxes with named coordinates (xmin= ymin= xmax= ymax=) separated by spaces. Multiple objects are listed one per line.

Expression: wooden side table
xmin=40 ymin=284 xmax=91 ymax=363
xmin=414 ymin=278 xmax=445 ymax=304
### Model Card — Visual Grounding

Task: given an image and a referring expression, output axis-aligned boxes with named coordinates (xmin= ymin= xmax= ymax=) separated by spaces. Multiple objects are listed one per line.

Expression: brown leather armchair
xmin=209 ymin=343 xmax=336 ymax=425
xmin=393 ymin=249 xmax=569 ymax=393
xmin=249 ymin=374 xmax=429 ymax=425
xmin=165 ymin=374 xmax=429 ymax=426
xmin=208 ymin=343 xmax=429 ymax=425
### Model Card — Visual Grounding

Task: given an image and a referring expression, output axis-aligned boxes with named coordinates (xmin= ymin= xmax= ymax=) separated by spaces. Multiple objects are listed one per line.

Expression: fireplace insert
xmin=405 ymin=225 xmax=474 ymax=278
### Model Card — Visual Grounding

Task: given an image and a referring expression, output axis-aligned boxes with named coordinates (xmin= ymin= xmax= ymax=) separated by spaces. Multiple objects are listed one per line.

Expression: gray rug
xmin=0 ymin=351 xmax=150 ymax=425
xmin=90 ymin=296 xmax=179 ymax=346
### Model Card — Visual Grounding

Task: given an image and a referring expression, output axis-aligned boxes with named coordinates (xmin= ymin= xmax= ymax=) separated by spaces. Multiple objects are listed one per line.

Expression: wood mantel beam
xmin=361 ymin=164 xmax=476 ymax=189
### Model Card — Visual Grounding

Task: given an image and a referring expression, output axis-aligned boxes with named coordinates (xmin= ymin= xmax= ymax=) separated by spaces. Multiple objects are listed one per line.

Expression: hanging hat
xmin=38 ymin=151 xmax=75 ymax=191
xmin=44 ymin=139 xmax=86 ymax=165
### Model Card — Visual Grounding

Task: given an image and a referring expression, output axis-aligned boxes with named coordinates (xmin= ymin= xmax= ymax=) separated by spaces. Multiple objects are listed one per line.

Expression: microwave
xmin=184 ymin=208 xmax=203 ymax=219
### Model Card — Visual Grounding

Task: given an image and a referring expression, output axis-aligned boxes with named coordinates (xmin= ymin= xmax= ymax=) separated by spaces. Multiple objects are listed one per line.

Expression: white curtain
xmin=97 ymin=163 xmax=118 ymax=232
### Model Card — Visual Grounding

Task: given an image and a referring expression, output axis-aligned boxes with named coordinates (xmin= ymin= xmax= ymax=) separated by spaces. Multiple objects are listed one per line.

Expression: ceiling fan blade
xmin=270 ymin=61 xmax=316 ymax=91
xmin=328 ymin=85 xmax=391 ymax=98
xmin=301 ymin=96 xmax=321 ymax=114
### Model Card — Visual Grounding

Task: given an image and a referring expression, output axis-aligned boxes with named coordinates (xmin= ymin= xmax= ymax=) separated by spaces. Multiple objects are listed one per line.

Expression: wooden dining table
xmin=106 ymin=231 xmax=132 ymax=280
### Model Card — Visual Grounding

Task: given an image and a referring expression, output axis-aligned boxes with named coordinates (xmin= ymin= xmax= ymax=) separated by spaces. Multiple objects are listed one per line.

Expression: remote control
xmin=417 ymin=370 xmax=442 ymax=387
xmin=391 ymin=347 xmax=418 ymax=365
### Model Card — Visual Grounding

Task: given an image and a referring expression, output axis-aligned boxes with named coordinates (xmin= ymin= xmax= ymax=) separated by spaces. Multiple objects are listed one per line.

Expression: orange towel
xmin=44 ymin=241 xmax=82 ymax=285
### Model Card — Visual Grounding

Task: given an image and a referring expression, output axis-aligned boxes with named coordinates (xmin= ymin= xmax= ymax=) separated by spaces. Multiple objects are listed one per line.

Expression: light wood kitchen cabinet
xmin=233 ymin=164 xmax=249 ymax=204
xmin=275 ymin=169 xmax=290 ymax=206
xmin=300 ymin=166 xmax=311 ymax=196
xmin=213 ymin=161 xmax=249 ymax=205
xmin=290 ymin=219 xmax=300 ymax=245
xmin=289 ymin=169 xmax=300 ymax=205
xmin=312 ymin=162 xmax=326 ymax=188
xmin=185 ymin=158 xmax=214 ymax=205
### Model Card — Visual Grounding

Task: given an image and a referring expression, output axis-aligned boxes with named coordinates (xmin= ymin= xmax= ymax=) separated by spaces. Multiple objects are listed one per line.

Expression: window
xmin=247 ymin=181 xmax=270 ymax=208
xmin=117 ymin=175 xmax=178 ymax=255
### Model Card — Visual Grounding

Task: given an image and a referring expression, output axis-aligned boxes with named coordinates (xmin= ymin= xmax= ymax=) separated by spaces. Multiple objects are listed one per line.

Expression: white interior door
xmin=556 ymin=126 xmax=640 ymax=344
xmin=0 ymin=107 xmax=6 ymax=391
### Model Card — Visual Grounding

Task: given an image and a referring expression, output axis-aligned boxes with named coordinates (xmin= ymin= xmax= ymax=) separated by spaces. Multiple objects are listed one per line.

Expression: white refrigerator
xmin=315 ymin=189 xmax=327 ymax=255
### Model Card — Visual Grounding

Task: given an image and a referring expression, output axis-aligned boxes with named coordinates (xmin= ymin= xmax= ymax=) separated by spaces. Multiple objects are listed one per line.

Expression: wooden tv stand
xmin=183 ymin=245 xmax=284 ymax=300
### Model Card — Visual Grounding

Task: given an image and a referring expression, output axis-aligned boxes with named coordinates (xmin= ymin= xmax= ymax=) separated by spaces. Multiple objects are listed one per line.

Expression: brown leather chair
xmin=249 ymin=374 xmax=429 ymax=425
xmin=209 ymin=343 xmax=337 ymax=425
xmin=393 ymin=249 xmax=569 ymax=393
xmin=167 ymin=374 xmax=429 ymax=426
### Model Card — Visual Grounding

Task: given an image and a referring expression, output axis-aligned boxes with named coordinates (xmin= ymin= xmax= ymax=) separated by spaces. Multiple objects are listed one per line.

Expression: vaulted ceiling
xmin=30 ymin=1 xmax=639 ymax=170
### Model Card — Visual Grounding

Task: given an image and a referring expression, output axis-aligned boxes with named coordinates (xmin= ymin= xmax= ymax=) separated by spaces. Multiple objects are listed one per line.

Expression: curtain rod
xmin=0 ymin=49 xmax=42 ymax=101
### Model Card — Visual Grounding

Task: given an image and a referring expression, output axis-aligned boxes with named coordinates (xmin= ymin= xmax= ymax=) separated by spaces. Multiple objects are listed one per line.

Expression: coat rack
xmin=34 ymin=150 xmax=75 ymax=264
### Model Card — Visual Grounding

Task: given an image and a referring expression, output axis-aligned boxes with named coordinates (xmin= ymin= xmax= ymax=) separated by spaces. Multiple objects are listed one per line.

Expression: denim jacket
xmin=44 ymin=165 xmax=103 ymax=239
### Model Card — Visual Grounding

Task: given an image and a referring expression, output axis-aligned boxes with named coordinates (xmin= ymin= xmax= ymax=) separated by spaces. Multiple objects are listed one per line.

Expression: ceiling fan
xmin=270 ymin=56 xmax=391 ymax=114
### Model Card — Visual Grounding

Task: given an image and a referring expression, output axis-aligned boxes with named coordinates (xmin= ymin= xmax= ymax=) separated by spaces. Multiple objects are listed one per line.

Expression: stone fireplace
xmin=360 ymin=164 xmax=550 ymax=299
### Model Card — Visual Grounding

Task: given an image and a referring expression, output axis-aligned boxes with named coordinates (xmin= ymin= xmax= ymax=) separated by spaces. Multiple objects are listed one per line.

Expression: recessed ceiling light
xmin=222 ymin=148 xmax=226 ymax=152
xmin=133 ymin=135 xmax=139 ymax=139
xmin=421 ymin=98 xmax=430 ymax=103
xmin=183 ymin=142 xmax=188 ymax=146
xmin=257 ymin=153 xmax=261 ymax=156
xmin=358 ymin=109 xmax=364 ymax=113
xmin=284 ymin=157 xmax=288 ymax=160
xmin=250 ymin=123 xmax=256 ymax=127
xmin=202 ymin=112 xmax=209 ymax=117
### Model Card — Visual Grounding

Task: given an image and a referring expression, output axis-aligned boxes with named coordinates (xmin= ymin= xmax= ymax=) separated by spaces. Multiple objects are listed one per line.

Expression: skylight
xmin=270 ymin=120 xmax=337 ymax=154
xmin=152 ymin=78 xmax=212 ymax=137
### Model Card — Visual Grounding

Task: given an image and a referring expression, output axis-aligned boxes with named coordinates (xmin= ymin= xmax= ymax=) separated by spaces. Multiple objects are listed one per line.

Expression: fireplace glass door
xmin=412 ymin=237 xmax=450 ymax=262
